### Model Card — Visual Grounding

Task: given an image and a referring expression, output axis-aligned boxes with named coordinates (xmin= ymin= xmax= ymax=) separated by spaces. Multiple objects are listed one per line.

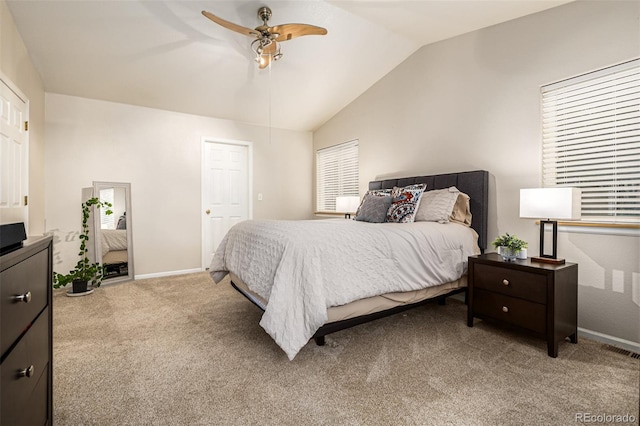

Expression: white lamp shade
xmin=336 ymin=196 xmax=361 ymax=213
xmin=520 ymin=188 xmax=581 ymax=220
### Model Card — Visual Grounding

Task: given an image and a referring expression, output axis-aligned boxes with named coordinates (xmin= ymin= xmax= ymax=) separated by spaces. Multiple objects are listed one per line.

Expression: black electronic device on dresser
xmin=467 ymin=252 xmax=578 ymax=358
xmin=0 ymin=222 xmax=27 ymax=255
xmin=1 ymin=232 xmax=53 ymax=426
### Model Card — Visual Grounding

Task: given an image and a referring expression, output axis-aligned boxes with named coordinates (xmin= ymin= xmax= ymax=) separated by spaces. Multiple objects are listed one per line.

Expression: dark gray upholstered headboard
xmin=369 ymin=170 xmax=489 ymax=252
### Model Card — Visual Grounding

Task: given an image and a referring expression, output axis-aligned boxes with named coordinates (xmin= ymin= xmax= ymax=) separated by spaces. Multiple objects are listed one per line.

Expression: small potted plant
xmin=492 ymin=233 xmax=527 ymax=262
xmin=53 ymin=197 xmax=112 ymax=294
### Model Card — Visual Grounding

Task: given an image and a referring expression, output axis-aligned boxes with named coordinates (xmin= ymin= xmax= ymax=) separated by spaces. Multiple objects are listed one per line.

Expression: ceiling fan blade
xmin=270 ymin=24 xmax=327 ymax=42
xmin=202 ymin=10 xmax=260 ymax=38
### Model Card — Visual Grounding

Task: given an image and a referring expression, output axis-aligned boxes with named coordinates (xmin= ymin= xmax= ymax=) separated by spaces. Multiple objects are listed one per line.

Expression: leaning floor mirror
xmin=91 ymin=181 xmax=133 ymax=284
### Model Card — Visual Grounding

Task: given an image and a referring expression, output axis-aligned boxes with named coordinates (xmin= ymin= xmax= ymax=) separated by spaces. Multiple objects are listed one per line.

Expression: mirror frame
xmin=92 ymin=181 xmax=134 ymax=284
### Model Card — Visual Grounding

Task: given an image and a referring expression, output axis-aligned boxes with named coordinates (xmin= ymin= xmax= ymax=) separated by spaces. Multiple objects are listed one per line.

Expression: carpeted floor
xmin=52 ymin=272 xmax=639 ymax=425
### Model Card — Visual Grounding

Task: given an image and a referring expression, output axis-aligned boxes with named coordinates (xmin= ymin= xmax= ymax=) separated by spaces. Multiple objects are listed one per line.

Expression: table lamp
xmin=519 ymin=187 xmax=581 ymax=264
xmin=336 ymin=196 xmax=361 ymax=219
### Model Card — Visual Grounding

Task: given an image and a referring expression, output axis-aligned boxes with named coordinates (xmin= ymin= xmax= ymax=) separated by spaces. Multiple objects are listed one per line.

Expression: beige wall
xmin=314 ymin=1 xmax=640 ymax=346
xmin=0 ymin=0 xmax=46 ymax=234
xmin=45 ymin=94 xmax=313 ymax=277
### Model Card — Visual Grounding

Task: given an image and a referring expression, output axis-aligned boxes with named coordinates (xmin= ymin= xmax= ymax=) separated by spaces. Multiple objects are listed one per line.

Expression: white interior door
xmin=202 ymin=139 xmax=252 ymax=269
xmin=0 ymin=77 xmax=29 ymax=228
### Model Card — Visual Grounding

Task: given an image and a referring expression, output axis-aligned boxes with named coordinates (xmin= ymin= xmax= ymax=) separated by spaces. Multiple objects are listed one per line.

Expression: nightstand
xmin=467 ymin=252 xmax=578 ymax=357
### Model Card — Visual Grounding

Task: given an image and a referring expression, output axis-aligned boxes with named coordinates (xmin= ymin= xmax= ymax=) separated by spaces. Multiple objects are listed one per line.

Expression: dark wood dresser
xmin=467 ymin=252 xmax=578 ymax=357
xmin=1 ymin=236 xmax=53 ymax=425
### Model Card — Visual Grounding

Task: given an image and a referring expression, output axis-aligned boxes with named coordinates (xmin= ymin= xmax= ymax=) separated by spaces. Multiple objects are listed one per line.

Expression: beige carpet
xmin=52 ymin=272 xmax=639 ymax=425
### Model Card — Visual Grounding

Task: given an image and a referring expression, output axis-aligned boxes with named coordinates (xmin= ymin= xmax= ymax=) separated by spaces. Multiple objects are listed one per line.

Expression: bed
xmin=101 ymin=229 xmax=128 ymax=278
xmin=209 ymin=170 xmax=489 ymax=360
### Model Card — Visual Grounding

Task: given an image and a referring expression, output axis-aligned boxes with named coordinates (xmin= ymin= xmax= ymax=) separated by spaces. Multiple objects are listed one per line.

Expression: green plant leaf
xmin=492 ymin=233 xmax=527 ymax=251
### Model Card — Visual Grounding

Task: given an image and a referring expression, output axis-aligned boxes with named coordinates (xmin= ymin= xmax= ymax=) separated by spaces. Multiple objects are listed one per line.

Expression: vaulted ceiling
xmin=6 ymin=0 xmax=572 ymax=131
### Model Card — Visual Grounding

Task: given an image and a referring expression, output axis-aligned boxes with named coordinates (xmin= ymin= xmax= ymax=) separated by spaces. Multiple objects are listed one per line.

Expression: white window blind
xmin=541 ymin=59 xmax=640 ymax=222
xmin=316 ymin=140 xmax=359 ymax=212
xmin=99 ymin=188 xmax=115 ymax=229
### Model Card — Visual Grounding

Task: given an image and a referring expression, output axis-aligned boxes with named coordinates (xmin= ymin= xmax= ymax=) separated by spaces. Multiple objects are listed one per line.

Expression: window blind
xmin=316 ymin=140 xmax=359 ymax=212
xmin=541 ymin=58 xmax=640 ymax=222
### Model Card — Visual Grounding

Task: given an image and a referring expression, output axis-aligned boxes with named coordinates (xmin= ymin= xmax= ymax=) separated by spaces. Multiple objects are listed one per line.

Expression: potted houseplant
xmin=492 ymin=233 xmax=527 ymax=262
xmin=53 ymin=197 xmax=112 ymax=294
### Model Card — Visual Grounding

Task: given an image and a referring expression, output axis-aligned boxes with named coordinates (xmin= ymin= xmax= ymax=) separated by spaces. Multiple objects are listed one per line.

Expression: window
xmin=99 ymin=188 xmax=115 ymax=229
xmin=541 ymin=59 xmax=640 ymax=223
xmin=316 ymin=140 xmax=359 ymax=212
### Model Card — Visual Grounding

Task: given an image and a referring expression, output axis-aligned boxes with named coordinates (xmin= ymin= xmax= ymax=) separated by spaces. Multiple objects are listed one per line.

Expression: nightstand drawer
xmin=473 ymin=289 xmax=546 ymax=334
xmin=473 ymin=264 xmax=546 ymax=304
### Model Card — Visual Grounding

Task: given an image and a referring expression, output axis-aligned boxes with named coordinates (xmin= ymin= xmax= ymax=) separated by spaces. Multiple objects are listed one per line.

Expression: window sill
xmin=315 ymin=211 xmax=345 ymax=216
xmin=536 ymin=220 xmax=640 ymax=237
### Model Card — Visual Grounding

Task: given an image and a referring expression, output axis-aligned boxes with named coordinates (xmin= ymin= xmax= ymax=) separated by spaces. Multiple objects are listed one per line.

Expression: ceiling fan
xmin=202 ymin=6 xmax=327 ymax=69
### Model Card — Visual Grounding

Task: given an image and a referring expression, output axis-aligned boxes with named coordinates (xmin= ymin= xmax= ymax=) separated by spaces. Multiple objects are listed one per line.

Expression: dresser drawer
xmin=473 ymin=263 xmax=547 ymax=304
xmin=1 ymin=249 xmax=49 ymax=356
xmin=1 ymin=307 xmax=50 ymax=426
xmin=473 ymin=289 xmax=546 ymax=335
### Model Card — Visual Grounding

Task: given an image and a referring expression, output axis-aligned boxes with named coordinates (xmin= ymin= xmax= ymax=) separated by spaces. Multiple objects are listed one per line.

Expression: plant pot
xmin=499 ymin=246 xmax=518 ymax=262
xmin=72 ymin=280 xmax=88 ymax=294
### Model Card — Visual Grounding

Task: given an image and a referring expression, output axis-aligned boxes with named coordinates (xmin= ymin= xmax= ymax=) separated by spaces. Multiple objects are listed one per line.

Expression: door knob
xmin=205 ymin=209 xmax=211 ymax=215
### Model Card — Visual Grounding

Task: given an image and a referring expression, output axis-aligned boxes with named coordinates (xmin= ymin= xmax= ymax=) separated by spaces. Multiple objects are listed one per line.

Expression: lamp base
xmin=531 ymin=256 xmax=565 ymax=265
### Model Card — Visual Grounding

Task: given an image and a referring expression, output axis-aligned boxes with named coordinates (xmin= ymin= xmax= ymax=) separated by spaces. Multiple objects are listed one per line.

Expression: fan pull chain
xmin=268 ymin=59 xmax=272 ymax=145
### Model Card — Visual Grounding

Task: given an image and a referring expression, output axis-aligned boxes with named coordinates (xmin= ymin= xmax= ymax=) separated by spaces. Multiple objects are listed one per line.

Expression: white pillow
xmin=415 ymin=186 xmax=460 ymax=223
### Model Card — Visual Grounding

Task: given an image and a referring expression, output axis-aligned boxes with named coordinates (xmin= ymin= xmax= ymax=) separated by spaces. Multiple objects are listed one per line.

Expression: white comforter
xmin=101 ymin=229 xmax=127 ymax=256
xmin=209 ymin=219 xmax=480 ymax=360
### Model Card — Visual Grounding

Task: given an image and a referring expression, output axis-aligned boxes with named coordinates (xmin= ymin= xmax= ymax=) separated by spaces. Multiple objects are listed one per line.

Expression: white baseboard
xmin=134 ymin=268 xmax=204 ymax=280
xmin=578 ymin=327 xmax=640 ymax=353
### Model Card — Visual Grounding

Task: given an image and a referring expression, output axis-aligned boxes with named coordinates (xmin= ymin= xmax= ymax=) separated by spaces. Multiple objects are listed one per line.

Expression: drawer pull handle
xmin=19 ymin=365 xmax=34 ymax=378
xmin=502 ymin=306 xmax=509 ymax=313
xmin=502 ymin=279 xmax=510 ymax=286
xmin=13 ymin=291 xmax=32 ymax=303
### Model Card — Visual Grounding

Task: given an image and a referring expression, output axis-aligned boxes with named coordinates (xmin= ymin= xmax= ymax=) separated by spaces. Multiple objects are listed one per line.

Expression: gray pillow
xmin=354 ymin=194 xmax=392 ymax=223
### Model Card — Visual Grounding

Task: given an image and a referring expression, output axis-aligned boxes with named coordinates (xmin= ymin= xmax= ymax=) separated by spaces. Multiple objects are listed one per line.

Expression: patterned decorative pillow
xmin=367 ymin=188 xmax=392 ymax=197
xmin=415 ymin=186 xmax=467 ymax=224
xmin=354 ymin=193 xmax=392 ymax=223
xmin=385 ymin=183 xmax=427 ymax=223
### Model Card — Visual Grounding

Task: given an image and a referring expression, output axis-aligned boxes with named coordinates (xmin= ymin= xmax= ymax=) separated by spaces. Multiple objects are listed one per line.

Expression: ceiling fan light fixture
xmin=251 ymin=39 xmax=263 ymax=55
xmin=252 ymin=37 xmax=282 ymax=65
